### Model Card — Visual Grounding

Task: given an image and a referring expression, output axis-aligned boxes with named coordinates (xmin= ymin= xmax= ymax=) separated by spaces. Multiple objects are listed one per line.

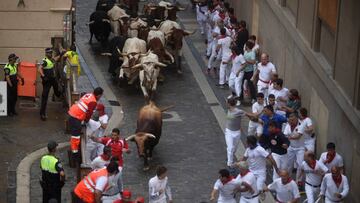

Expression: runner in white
xmin=320 ymin=166 xmax=349 ymax=203
xmin=234 ymin=161 xmax=258 ymax=203
xmin=210 ymin=168 xmax=239 ymax=203
xmin=149 ymin=166 xmax=173 ymax=203
xmin=265 ymin=170 xmax=300 ymax=203
xmin=196 ymin=2 xmax=208 ymax=35
xmin=299 ymin=151 xmax=328 ymax=203
xmin=228 ymin=46 xmax=246 ymax=101
xmin=242 ymin=135 xmax=278 ymax=194
xmin=216 ymin=28 xmax=233 ymax=87
xmin=283 ymin=113 xmax=305 ymax=182
xmin=319 ymin=142 xmax=344 ymax=172
xmin=91 ymin=146 xmax=112 ymax=170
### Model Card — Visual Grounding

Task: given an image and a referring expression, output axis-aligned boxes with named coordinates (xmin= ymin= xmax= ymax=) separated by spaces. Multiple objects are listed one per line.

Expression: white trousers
xmin=252 ymin=171 xmax=266 ymax=192
xmin=102 ymin=194 xmax=121 ymax=203
xmin=272 ymin=153 xmax=288 ymax=181
xmin=225 ymin=128 xmax=241 ymax=166
xmin=197 ymin=18 xmax=207 ymax=34
xmin=305 ymin=138 xmax=315 ymax=152
xmin=240 ymin=196 xmax=259 ymax=203
xmin=247 ymin=121 xmax=263 ymax=137
xmin=229 ymin=72 xmax=244 ymax=96
xmin=325 ymin=197 xmax=343 ymax=203
xmin=219 ymin=57 xmax=231 ymax=85
xmin=257 ymin=80 xmax=269 ymax=97
xmin=208 ymin=41 xmax=218 ymax=69
xmin=85 ymin=141 xmax=104 ymax=164
xmin=305 ymin=184 xmax=320 ymax=203
xmin=218 ymin=199 xmax=236 ymax=203
xmin=287 ymin=147 xmax=305 ymax=181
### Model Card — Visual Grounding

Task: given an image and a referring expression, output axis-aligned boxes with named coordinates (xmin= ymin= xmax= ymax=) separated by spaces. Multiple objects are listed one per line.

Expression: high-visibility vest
xmin=74 ymin=167 xmax=108 ymax=203
xmin=40 ymin=155 xmax=59 ymax=174
xmin=65 ymin=50 xmax=81 ymax=75
xmin=4 ymin=63 xmax=17 ymax=76
xmin=68 ymin=93 xmax=96 ymax=121
xmin=43 ymin=57 xmax=54 ymax=69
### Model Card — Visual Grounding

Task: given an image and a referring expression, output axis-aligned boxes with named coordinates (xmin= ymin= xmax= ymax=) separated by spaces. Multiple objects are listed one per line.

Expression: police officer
xmin=40 ymin=140 xmax=65 ymax=203
xmin=3 ymin=53 xmax=24 ymax=116
xmin=38 ymin=48 xmax=62 ymax=121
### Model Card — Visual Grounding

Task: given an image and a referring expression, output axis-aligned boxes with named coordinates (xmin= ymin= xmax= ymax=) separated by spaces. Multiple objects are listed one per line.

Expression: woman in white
xmin=299 ymin=107 xmax=315 ymax=152
xmin=149 ymin=166 xmax=173 ymax=203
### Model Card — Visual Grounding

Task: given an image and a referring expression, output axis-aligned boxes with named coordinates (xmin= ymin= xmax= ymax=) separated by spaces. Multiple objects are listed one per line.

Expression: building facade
xmin=228 ymin=0 xmax=360 ymax=202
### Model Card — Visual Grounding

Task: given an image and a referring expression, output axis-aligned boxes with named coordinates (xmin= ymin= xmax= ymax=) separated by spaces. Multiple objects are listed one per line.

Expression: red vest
xmin=68 ymin=93 xmax=96 ymax=121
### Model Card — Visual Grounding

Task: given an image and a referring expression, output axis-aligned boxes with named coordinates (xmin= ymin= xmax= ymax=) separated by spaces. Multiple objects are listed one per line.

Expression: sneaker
xmin=219 ymin=84 xmax=225 ymax=89
xmin=259 ymin=191 xmax=266 ymax=201
xmin=236 ymin=101 xmax=241 ymax=106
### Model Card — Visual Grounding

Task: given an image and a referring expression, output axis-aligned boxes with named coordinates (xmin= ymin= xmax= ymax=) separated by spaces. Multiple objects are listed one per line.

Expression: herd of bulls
xmin=88 ymin=0 xmax=195 ymax=101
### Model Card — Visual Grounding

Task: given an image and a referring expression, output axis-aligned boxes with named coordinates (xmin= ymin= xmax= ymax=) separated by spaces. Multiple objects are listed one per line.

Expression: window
xmin=318 ymin=0 xmax=338 ymax=32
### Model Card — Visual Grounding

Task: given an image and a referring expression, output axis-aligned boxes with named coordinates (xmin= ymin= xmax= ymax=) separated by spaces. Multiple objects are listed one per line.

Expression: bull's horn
xmin=102 ymin=19 xmax=111 ymax=23
xmin=130 ymin=63 xmax=143 ymax=69
xmin=145 ymin=133 xmax=156 ymax=139
xmin=156 ymin=62 xmax=167 ymax=67
xmin=165 ymin=50 xmax=174 ymax=63
xmin=101 ymin=3 xmax=107 ymax=6
xmin=154 ymin=19 xmax=162 ymax=22
xmin=160 ymin=104 xmax=175 ymax=112
xmin=184 ymin=29 xmax=196 ymax=35
xmin=125 ymin=134 xmax=136 ymax=141
xmin=116 ymin=47 xmax=121 ymax=54
xmin=141 ymin=17 xmax=148 ymax=21
xmin=149 ymin=6 xmax=158 ymax=10
xmin=177 ymin=5 xmax=186 ymax=11
xmin=86 ymin=21 xmax=94 ymax=25
xmin=100 ymin=52 xmax=112 ymax=56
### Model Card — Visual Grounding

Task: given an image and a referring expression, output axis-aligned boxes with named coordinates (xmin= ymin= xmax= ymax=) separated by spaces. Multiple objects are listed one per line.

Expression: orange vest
xmin=68 ymin=93 xmax=97 ymax=121
xmin=74 ymin=167 xmax=109 ymax=203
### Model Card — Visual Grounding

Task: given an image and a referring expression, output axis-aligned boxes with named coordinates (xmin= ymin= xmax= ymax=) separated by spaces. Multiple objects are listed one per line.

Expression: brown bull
xmin=126 ymin=102 xmax=168 ymax=171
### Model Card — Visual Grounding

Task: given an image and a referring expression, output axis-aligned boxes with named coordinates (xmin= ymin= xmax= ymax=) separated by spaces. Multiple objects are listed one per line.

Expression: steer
xmin=159 ymin=20 xmax=195 ymax=73
xmin=119 ymin=37 xmax=147 ymax=84
xmin=101 ymin=36 xmax=127 ymax=77
xmin=147 ymin=30 xmax=174 ymax=64
xmin=96 ymin=0 xmax=116 ymax=12
xmin=88 ymin=11 xmax=112 ymax=44
xmin=128 ymin=17 xmax=148 ymax=38
xmin=122 ymin=0 xmax=139 ymax=16
xmin=126 ymin=102 xmax=163 ymax=171
xmin=158 ymin=1 xmax=186 ymax=21
xmin=129 ymin=51 xmax=167 ymax=100
xmin=107 ymin=5 xmax=130 ymax=36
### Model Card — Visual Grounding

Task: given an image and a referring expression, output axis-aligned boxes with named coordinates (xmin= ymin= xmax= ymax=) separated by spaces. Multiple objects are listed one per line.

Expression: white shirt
xmin=213 ymin=178 xmax=239 ymax=201
xmin=231 ymin=54 xmax=246 ymax=74
xmin=269 ymin=87 xmax=289 ymax=108
xmin=196 ymin=4 xmax=207 ymax=21
xmin=91 ymin=155 xmax=110 ymax=170
xmin=320 ymin=174 xmax=349 ymax=201
xmin=283 ymin=122 xmax=305 ymax=148
xmin=249 ymin=102 xmax=264 ymax=126
xmin=235 ymin=172 xmax=258 ymax=198
xmin=319 ymin=152 xmax=344 ymax=171
xmin=149 ymin=176 xmax=172 ymax=202
xmin=301 ymin=160 xmax=328 ymax=186
xmin=217 ymin=36 xmax=232 ymax=59
xmin=244 ymin=145 xmax=269 ymax=174
xmin=95 ymin=176 xmax=109 ymax=192
xmin=268 ymin=178 xmax=300 ymax=202
xmin=257 ymin=62 xmax=276 ymax=82
xmin=300 ymin=117 xmax=313 ymax=141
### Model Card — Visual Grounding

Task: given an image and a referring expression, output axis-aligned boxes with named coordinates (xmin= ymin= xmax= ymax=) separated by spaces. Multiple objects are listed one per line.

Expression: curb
xmin=16 ymin=142 xmax=69 ymax=203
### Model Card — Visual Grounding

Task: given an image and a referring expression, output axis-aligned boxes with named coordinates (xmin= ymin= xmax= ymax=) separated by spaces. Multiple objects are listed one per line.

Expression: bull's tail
xmin=160 ymin=104 xmax=175 ymax=112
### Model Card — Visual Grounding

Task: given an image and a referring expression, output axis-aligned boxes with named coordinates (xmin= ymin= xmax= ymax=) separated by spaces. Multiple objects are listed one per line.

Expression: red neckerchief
xmin=325 ymin=152 xmax=336 ymax=164
xmin=283 ymin=177 xmax=292 ymax=185
xmin=221 ymin=176 xmax=234 ymax=185
xmin=100 ymin=154 xmax=110 ymax=161
xmin=219 ymin=12 xmax=226 ymax=20
xmin=332 ymin=174 xmax=342 ymax=187
xmin=240 ymin=170 xmax=250 ymax=177
xmin=290 ymin=123 xmax=297 ymax=132
xmin=219 ymin=34 xmax=226 ymax=39
xmin=308 ymin=160 xmax=316 ymax=169
xmin=231 ymin=52 xmax=237 ymax=60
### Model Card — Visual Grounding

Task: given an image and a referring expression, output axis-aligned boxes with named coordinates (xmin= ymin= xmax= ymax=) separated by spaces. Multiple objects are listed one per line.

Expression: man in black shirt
xmin=268 ymin=120 xmax=290 ymax=181
xmin=235 ymin=20 xmax=249 ymax=54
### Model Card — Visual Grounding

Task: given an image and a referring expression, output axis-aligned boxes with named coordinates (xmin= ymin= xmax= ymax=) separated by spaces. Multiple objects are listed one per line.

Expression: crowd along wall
xmin=229 ymin=0 xmax=360 ymax=202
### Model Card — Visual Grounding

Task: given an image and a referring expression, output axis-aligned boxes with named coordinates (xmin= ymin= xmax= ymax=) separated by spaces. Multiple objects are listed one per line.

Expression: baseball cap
xmin=47 ymin=140 xmax=58 ymax=150
xmin=122 ymin=189 xmax=132 ymax=199
xmin=8 ymin=53 xmax=18 ymax=60
xmin=45 ymin=48 xmax=53 ymax=53
xmin=135 ymin=197 xmax=145 ymax=203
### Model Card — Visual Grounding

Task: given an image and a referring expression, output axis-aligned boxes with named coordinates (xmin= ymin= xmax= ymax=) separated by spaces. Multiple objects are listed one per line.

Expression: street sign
xmin=0 ymin=81 xmax=7 ymax=116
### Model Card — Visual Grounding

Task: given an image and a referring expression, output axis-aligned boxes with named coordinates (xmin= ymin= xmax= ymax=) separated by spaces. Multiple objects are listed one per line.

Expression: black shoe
xmin=13 ymin=112 xmax=18 ymax=116
xmin=8 ymin=112 xmax=14 ymax=117
xmin=40 ymin=115 xmax=47 ymax=121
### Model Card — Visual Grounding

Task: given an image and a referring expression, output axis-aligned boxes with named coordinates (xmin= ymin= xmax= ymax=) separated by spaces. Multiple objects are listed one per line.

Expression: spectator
xmin=210 ymin=169 xmax=238 ymax=203
xmin=259 ymin=105 xmax=287 ymax=149
xmin=149 ymin=166 xmax=173 ymax=203
xmin=247 ymin=93 xmax=265 ymax=138
xmin=283 ymin=113 xmax=305 ymax=183
xmin=280 ymin=89 xmax=301 ymax=117
xmin=268 ymin=120 xmax=290 ymax=181
xmin=239 ymin=41 xmax=257 ymax=103
xmin=320 ymin=167 xmax=349 ymax=203
xmin=269 ymin=78 xmax=289 ymax=112
xmin=235 ymin=20 xmax=249 ymax=54
xmin=228 ymin=46 xmax=246 ymax=101
xmin=319 ymin=143 xmax=344 ymax=173
xmin=299 ymin=108 xmax=315 ymax=152
xmin=216 ymin=28 xmax=233 ymax=88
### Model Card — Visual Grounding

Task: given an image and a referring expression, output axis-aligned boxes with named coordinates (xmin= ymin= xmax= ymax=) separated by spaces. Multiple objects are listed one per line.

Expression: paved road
xmin=74 ymin=0 xmax=250 ymax=202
